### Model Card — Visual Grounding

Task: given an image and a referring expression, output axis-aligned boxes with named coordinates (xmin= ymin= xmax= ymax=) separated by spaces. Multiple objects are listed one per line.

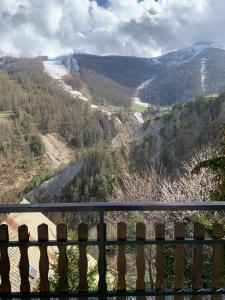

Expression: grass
xmin=205 ymin=93 xmax=219 ymax=99
xmin=131 ymin=105 xmax=148 ymax=113
xmin=0 ymin=111 xmax=15 ymax=119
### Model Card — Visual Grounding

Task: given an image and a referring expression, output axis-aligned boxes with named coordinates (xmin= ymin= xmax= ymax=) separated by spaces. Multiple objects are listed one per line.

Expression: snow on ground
xmin=150 ymin=41 xmax=225 ymax=67
xmin=43 ymin=60 xmax=69 ymax=80
xmin=132 ymin=76 xmax=157 ymax=123
xmin=137 ymin=76 xmax=155 ymax=91
xmin=71 ymin=58 xmax=80 ymax=72
xmin=134 ymin=112 xmax=144 ymax=124
xmin=201 ymin=58 xmax=207 ymax=94
xmin=43 ymin=59 xmax=89 ymax=102
xmin=44 ymin=58 xmax=143 ymax=124
xmin=132 ymin=97 xmax=149 ymax=107
xmin=133 ymin=76 xmax=155 ymax=108
xmin=43 ymin=59 xmax=107 ymax=111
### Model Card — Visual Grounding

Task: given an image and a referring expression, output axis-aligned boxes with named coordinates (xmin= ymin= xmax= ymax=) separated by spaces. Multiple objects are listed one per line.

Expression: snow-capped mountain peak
xmin=150 ymin=41 xmax=225 ymax=67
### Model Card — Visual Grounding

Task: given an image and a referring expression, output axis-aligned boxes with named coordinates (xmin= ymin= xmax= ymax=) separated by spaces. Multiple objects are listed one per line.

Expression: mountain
xmin=73 ymin=41 xmax=225 ymax=106
xmin=140 ymin=41 xmax=225 ymax=105
xmin=1 ymin=45 xmax=225 ymax=204
xmin=149 ymin=41 xmax=224 ymax=67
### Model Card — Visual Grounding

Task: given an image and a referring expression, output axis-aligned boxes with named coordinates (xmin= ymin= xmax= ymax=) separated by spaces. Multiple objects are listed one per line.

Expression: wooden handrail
xmin=1 ymin=201 xmax=225 ymax=212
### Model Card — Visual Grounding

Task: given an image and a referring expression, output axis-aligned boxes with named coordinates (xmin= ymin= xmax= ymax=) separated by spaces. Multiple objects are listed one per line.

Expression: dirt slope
xmin=41 ymin=133 xmax=74 ymax=169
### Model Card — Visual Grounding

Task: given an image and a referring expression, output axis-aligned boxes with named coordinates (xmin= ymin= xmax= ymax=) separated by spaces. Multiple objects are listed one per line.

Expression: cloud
xmin=0 ymin=0 xmax=224 ymax=58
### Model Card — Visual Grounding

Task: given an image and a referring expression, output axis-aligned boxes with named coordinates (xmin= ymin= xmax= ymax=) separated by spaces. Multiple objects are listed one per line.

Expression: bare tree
xmin=107 ymin=144 xmax=217 ymax=289
xmin=161 ymin=144 xmax=216 ymax=202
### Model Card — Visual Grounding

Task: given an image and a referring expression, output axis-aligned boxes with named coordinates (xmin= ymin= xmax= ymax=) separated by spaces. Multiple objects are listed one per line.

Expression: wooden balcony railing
xmin=0 ymin=201 xmax=225 ymax=298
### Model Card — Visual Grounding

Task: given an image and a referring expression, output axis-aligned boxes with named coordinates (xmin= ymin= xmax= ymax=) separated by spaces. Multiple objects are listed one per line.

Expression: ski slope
xmin=43 ymin=59 xmax=98 ymax=107
xmin=44 ymin=58 xmax=144 ymax=123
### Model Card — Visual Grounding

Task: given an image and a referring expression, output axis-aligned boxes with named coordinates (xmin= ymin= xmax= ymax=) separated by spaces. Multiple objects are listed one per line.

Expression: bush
xmin=29 ymin=135 xmax=44 ymax=156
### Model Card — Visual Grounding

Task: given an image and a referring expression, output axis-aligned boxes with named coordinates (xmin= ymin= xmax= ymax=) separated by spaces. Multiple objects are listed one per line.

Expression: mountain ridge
xmin=67 ymin=41 xmax=225 ymax=106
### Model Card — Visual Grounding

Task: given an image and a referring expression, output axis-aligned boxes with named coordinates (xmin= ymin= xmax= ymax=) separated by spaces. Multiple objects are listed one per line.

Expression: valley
xmin=1 ymin=41 xmax=225 ymax=206
xmin=1 ymin=1 xmax=225 ymax=295
xmin=43 ymin=56 xmax=151 ymax=124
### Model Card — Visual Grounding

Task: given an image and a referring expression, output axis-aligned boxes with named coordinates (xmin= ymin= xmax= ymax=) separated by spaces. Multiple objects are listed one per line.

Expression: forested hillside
xmin=0 ymin=57 xmax=118 ymax=202
xmin=57 ymin=94 xmax=225 ymax=207
xmin=74 ymin=43 xmax=225 ymax=106
xmin=140 ymin=48 xmax=225 ymax=105
xmin=131 ymin=94 xmax=225 ymax=174
xmin=80 ymin=68 xmax=133 ymax=107
xmin=75 ymin=54 xmax=151 ymax=87
xmin=0 ymin=58 xmax=117 ymax=162
xmin=1 ymin=52 xmax=225 ymax=207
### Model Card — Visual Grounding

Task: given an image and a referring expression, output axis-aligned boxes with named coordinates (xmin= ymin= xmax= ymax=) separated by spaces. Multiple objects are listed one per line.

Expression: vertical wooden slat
xmin=97 ymin=222 xmax=107 ymax=293
xmin=78 ymin=223 xmax=88 ymax=300
xmin=155 ymin=223 xmax=165 ymax=300
xmin=38 ymin=223 xmax=49 ymax=297
xmin=174 ymin=222 xmax=185 ymax=300
xmin=212 ymin=223 xmax=224 ymax=300
xmin=18 ymin=225 xmax=30 ymax=297
xmin=57 ymin=223 xmax=68 ymax=297
xmin=136 ymin=222 xmax=146 ymax=300
xmin=192 ymin=222 xmax=204 ymax=300
xmin=117 ymin=222 xmax=127 ymax=300
xmin=0 ymin=224 xmax=11 ymax=293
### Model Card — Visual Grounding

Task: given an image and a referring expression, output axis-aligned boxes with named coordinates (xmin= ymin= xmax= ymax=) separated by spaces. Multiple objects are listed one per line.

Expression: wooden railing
xmin=0 ymin=202 xmax=225 ymax=298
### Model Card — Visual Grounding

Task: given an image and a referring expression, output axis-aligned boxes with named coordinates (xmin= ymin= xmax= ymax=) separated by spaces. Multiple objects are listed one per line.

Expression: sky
xmin=0 ymin=0 xmax=225 ymax=58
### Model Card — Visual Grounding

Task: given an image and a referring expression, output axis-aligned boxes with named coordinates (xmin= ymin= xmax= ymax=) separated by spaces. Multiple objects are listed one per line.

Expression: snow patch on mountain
xmin=43 ymin=59 xmax=69 ymax=80
xmin=132 ymin=97 xmax=149 ymax=107
xmin=43 ymin=59 xmax=88 ymax=101
xmin=150 ymin=41 xmax=224 ymax=67
xmin=71 ymin=58 xmax=80 ymax=72
xmin=132 ymin=76 xmax=155 ymax=111
xmin=43 ymin=58 xmax=112 ymax=117
xmin=137 ymin=76 xmax=155 ymax=91
xmin=201 ymin=58 xmax=208 ymax=94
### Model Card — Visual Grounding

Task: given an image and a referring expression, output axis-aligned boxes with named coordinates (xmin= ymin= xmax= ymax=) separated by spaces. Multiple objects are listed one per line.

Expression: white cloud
xmin=0 ymin=0 xmax=224 ymax=57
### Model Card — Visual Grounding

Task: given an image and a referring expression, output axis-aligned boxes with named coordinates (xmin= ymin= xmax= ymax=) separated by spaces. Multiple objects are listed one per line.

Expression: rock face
xmin=26 ymin=159 xmax=84 ymax=202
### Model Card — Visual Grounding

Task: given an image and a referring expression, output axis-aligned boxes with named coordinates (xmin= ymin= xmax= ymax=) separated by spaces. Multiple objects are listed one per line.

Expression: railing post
xmin=38 ymin=223 xmax=50 ymax=300
xmin=18 ymin=225 xmax=30 ymax=300
xmin=212 ymin=223 xmax=224 ymax=300
xmin=0 ymin=224 xmax=11 ymax=296
xmin=155 ymin=223 xmax=165 ymax=300
xmin=78 ymin=223 xmax=88 ymax=300
xmin=136 ymin=222 xmax=146 ymax=300
xmin=174 ymin=222 xmax=185 ymax=300
xmin=192 ymin=222 xmax=204 ymax=300
xmin=98 ymin=209 xmax=107 ymax=300
xmin=117 ymin=222 xmax=127 ymax=300
xmin=57 ymin=223 xmax=69 ymax=300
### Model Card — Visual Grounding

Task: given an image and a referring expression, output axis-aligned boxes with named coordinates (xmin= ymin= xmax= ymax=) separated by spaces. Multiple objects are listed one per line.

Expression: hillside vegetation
xmin=75 ymin=54 xmax=151 ymax=87
xmin=75 ymin=46 xmax=225 ymax=106
xmin=0 ymin=58 xmax=117 ymax=165
xmin=130 ymin=94 xmax=225 ymax=174
xmin=0 ymin=58 xmax=119 ymax=202
xmin=80 ymin=68 xmax=133 ymax=108
xmin=139 ymin=48 xmax=225 ymax=105
xmin=59 ymin=95 xmax=225 ymax=207
xmin=1 ymin=53 xmax=225 ymax=207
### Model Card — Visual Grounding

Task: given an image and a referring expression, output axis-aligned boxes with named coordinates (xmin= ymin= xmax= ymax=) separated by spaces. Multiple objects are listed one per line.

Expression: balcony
xmin=0 ymin=201 xmax=225 ymax=299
